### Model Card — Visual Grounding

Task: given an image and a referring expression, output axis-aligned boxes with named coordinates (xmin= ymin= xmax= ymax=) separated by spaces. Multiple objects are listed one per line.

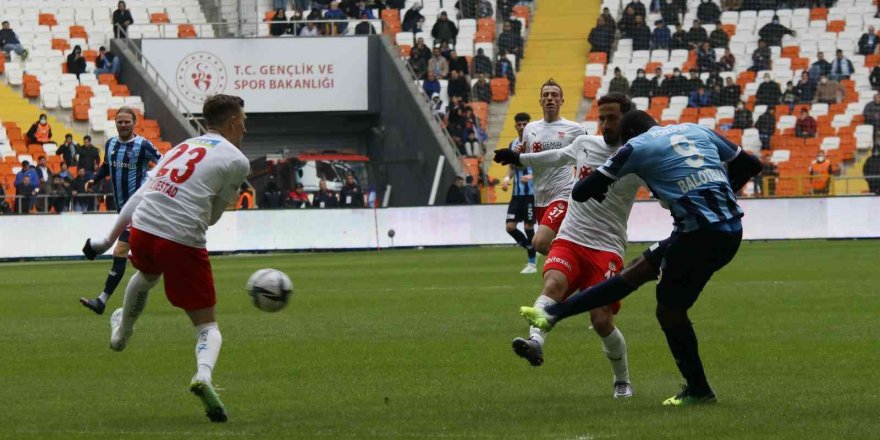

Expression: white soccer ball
xmin=246 ymin=269 xmax=293 ymax=312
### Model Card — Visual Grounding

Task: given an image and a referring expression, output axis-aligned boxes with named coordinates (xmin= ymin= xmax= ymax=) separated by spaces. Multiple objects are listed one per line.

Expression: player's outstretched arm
xmin=87 ymin=184 xmax=146 ymax=254
xmin=519 ymin=143 xmax=577 ymax=169
xmin=571 ymin=171 xmax=614 ymax=203
xmin=727 ymin=151 xmax=763 ymax=193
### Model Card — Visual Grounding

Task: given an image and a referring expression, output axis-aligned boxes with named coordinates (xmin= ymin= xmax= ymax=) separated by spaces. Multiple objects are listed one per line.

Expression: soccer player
xmin=501 ymin=112 xmax=537 ymax=274
xmin=521 ymin=111 xmax=763 ymax=406
xmin=80 ymin=107 xmax=161 ymax=315
xmin=82 ymin=95 xmax=251 ymax=422
xmin=520 ymin=79 xmax=586 ymax=255
xmin=494 ymin=93 xmax=640 ymax=398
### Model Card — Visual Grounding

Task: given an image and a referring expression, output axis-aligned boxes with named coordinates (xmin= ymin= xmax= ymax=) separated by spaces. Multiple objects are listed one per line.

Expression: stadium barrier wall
xmin=0 ymin=196 xmax=877 ymax=260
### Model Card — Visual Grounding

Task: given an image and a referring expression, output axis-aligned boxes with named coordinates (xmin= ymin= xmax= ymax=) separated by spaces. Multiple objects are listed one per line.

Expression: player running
xmin=520 ymin=79 xmax=586 ymax=255
xmin=494 ymin=93 xmax=640 ymax=398
xmin=501 ymin=112 xmax=537 ymax=274
xmin=80 ymin=107 xmax=161 ymax=315
xmin=521 ymin=111 xmax=762 ymax=406
xmin=82 ymin=95 xmax=251 ymax=422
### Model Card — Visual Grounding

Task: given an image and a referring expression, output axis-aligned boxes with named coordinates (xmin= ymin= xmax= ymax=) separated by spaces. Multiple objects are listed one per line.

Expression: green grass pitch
xmin=1 ymin=240 xmax=878 ymax=439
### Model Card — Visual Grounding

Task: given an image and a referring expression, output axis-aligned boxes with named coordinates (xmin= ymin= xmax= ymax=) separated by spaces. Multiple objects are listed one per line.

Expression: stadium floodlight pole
xmin=428 ymin=156 xmax=445 ymax=205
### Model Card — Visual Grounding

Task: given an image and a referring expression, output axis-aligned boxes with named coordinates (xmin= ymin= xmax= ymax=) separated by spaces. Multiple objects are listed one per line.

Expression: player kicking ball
xmin=80 ymin=108 xmax=161 ymax=315
xmin=495 ymin=93 xmax=640 ymax=398
xmin=82 ymin=95 xmax=250 ymax=422
xmin=520 ymin=111 xmax=762 ymax=406
xmin=501 ymin=112 xmax=537 ymax=274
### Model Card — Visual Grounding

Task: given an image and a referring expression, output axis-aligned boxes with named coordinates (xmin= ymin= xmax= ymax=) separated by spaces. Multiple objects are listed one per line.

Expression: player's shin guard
xmin=194 ymin=322 xmax=222 ymax=385
xmin=661 ymin=322 xmax=710 ymax=393
xmin=601 ymin=328 xmax=630 ymax=384
xmin=529 ymin=295 xmax=556 ymax=345
xmin=120 ymin=271 xmax=157 ymax=334
xmin=546 ymin=276 xmax=637 ymax=322
xmin=102 ymin=257 xmax=128 ymax=298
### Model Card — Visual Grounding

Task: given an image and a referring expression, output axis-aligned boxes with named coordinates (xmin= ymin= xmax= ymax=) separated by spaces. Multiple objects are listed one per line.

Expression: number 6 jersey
xmin=133 ymin=133 xmax=250 ymax=248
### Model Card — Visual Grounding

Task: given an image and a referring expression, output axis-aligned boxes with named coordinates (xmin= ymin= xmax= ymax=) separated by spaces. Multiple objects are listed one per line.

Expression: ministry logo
xmin=176 ymin=52 xmax=227 ymax=103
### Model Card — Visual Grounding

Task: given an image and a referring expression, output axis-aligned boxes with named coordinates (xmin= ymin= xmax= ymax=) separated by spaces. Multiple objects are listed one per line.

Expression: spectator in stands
xmin=76 ymin=135 xmax=100 ymax=178
xmin=795 ymin=70 xmax=816 ymax=103
xmin=473 ymin=47 xmax=493 ymax=77
xmin=651 ymin=67 xmax=665 ymax=96
xmin=0 ymin=21 xmax=28 ymax=60
xmin=462 ymin=131 xmax=482 ymax=157
xmin=710 ymin=84 xmax=725 ymax=106
xmin=758 ymin=16 xmax=794 ymax=47
xmin=626 ymin=0 xmax=647 ymax=17
xmin=97 ymin=175 xmax=115 ymax=211
xmin=14 ymin=174 xmax=37 ymax=214
xmin=313 ymin=0 xmax=332 ymax=10
xmin=260 ymin=176 xmax=285 ymax=209
xmin=814 ymin=74 xmax=843 ymax=104
xmin=808 ymin=151 xmax=835 ymax=195
xmin=26 ymin=114 xmax=52 ymax=145
xmin=756 ymin=106 xmax=776 ymax=150
xmin=601 ymin=8 xmax=617 ymax=30
xmin=670 ymin=24 xmax=689 ymax=50
xmin=754 ymin=155 xmax=777 ymax=196
xmin=428 ymin=47 xmax=449 ymax=79
xmin=863 ymin=146 xmax=880 ymax=195
xmin=663 ymin=68 xmax=689 ymax=96
xmin=463 ymin=175 xmax=481 ymax=204
xmin=237 ymin=182 xmax=254 ymax=209
xmin=660 ymin=0 xmax=681 ymax=26
xmin=618 ymin=6 xmax=638 ymax=37
xmin=495 ymin=50 xmax=516 ymax=94
xmin=705 ymin=69 xmax=723 ymax=89
xmin=631 ymin=15 xmax=652 ymax=50
xmin=340 ymin=174 xmax=364 ymax=207
xmin=14 ymin=161 xmax=39 ymax=193
xmin=402 ymin=3 xmax=424 ymax=32
xmin=733 ymin=101 xmax=753 ymax=129
xmin=300 ymin=20 xmax=321 ymax=36
xmin=498 ymin=22 xmax=524 ymax=65
xmin=449 ymin=50 xmax=469 ymax=77
xmin=590 ymin=17 xmax=615 ymax=53
xmin=430 ymin=93 xmax=447 ymax=119
xmin=112 ymin=1 xmax=134 ymax=39
xmin=697 ymin=41 xmax=716 ymax=72
xmin=432 ymin=11 xmax=458 ymax=45
xmin=448 ymin=70 xmax=470 ymax=102
xmin=688 ymin=86 xmax=712 ymax=107
xmin=506 ymin=14 xmax=524 ymax=37
xmin=324 ymin=2 xmax=349 ymax=35
xmin=721 ymin=0 xmax=741 ymax=11
xmin=289 ymin=9 xmax=304 ymax=35
xmin=446 ymin=176 xmax=466 ymax=204
xmin=795 ymin=108 xmax=817 ymax=138
xmin=871 ymin=65 xmax=880 ymax=91
xmin=830 ymin=49 xmax=854 ymax=81
xmin=55 ymin=134 xmax=79 ymax=167
xmin=313 ymin=179 xmax=338 ymax=208
xmin=750 ymin=39 xmax=772 ymax=71
xmin=755 ymin=73 xmax=781 ymax=106
xmin=347 ymin=0 xmax=375 ymax=19
xmin=57 ymin=163 xmax=71 ymax=180
xmin=48 ymin=175 xmax=71 ymax=213
xmin=286 ymin=183 xmax=311 ymax=208
xmin=34 ymin=156 xmax=52 ymax=209
xmin=478 ymin=0 xmax=494 ymax=19
xmin=631 ymin=69 xmax=653 ymax=97
xmin=781 ymin=81 xmax=798 ymax=109
xmin=270 ymin=9 xmax=288 ymax=36
xmin=719 ymin=47 xmax=735 ymax=71
xmin=709 ymin=21 xmax=729 ymax=49
xmin=697 ymin=0 xmax=721 ymax=24
xmin=423 ymin=71 xmax=441 ymax=97
xmin=94 ymin=47 xmax=121 ymax=77
xmin=0 ymin=184 xmax=8 ymax=214
xmin=272 ymin=0 xmax=286 ymax=9
xmin=859 ymin=26 xmax=879 ymax=56
xmin=609 ymin=68 xmax=631 ymax=96
xmin=652 ymin=20 xmax=671 ymax=49
xmin=472 ymin=74 xmax=491 ymax=103
xmin=65 ymin=45 xmax=87 ymax=79
xmin=687 ymin=19 xmax=709 ymax=49
xmin=686 ymin=69 xmax=703 ymax=94
xmin=69 ymin=166 xmax=94 ymax=212
xmin=720 ymin=77 xmax=741 ymax=106
xmin=809 ymin=51 xmax=832 ymax=83
xmin=355 ymin=13 xmax=378 ymax=34
xmin=863 ymin=93 xmax=880 ymax=133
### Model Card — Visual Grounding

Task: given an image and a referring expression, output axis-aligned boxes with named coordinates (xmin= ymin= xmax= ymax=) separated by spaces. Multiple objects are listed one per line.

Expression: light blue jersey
xmin=598 ymin=123 xmax=743 ymax=233
xmin=509 ymin=139 xmax=534 ymax=196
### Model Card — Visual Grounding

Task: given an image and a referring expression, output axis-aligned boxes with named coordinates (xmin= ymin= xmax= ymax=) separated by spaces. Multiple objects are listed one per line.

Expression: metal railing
xmin=3 ymin=194 xmax=110 ymax=214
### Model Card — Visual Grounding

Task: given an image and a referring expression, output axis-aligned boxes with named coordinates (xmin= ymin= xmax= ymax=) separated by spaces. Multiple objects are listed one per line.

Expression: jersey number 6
xmin=156 ymin=144 xmax=207 ymax=184
xmin=670 ymin=135 xmax=704 ymax=168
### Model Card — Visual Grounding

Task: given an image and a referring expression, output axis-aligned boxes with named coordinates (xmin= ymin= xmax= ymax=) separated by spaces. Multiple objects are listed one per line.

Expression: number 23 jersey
xmin=133 ymin=133 xmax=250 ymax=248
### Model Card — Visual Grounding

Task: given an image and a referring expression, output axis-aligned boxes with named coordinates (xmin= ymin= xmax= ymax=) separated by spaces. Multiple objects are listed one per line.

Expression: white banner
xmin=0 ymin=197 xmax=878 ymax=260
xmin=141 ymin=38 xmax=369 ymax=113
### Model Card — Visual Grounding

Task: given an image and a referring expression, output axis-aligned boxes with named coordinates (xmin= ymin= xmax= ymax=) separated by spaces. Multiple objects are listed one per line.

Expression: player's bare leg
xmin=187 ymin=306 xmax=227 ymax=422
xmin=512 ymin=269 xmax=567 ymax=366
xmin=531 ymin=225 xmax=556 ymax=255
xmin=82 ymin=240 xmax=130 ymax=315
xmin=589 ymin=306 xmax=632 ymax=398
xmin=109 ymin=270 xmax=159 ymax=351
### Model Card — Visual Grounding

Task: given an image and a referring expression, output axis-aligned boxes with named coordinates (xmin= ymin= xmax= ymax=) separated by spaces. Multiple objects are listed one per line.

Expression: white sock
xmin=98 ymin=292 xmax=110 ymax=304
xmin=194 ymin=322 xmax=222 ymax=385
xmin=529 ymin=295 xmax=557 ymax=346
xmin=120 ymin=271 xmax=157 ymax=334
xmin=601 ymin=327 xmax=630 ymax=384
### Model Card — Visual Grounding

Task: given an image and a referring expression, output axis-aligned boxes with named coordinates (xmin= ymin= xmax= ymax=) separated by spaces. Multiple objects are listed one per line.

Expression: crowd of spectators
xmin=246 ymin=175 xmax=369 ymax=210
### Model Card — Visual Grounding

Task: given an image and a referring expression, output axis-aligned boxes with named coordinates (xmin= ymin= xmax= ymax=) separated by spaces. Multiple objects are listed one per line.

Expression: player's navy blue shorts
xmin=506 ymin=195 xmax=535 ymax=223
xmin=643 ymin=224 xmax=742 ymax=309
xmin=119 ymin=225 xmax=131 ymax=244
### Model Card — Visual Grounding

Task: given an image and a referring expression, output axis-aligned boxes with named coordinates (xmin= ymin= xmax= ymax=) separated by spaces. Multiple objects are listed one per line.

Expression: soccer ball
xmin=247 ymin=269 xmax=293 ymax=312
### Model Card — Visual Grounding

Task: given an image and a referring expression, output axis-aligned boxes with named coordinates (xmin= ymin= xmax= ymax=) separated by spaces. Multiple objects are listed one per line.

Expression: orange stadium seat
xmin=0 ymin=54 xmax=5 ymax=75
xmin=381 ymin=8 xmax=400 ymax=23
xmin=827 ymin=20 xmax=845 ymax=33
xmin=397 ymin=44 xmax=411 ymax=57
xmin=583 ymin=76 xmax=601 ymax=98
xmin=722 ymin=24 xmax=736 ymax=37
xmin=70 ymin=25 xmax=88 ymax=39
xmin=809 ymin=7 xmax=828 ymax=20
xmin=150 ymin=13 xmax=170 ymax=24
xmin=490 ymin=78 xmax=510 ymax=102
xmin=38 ymin=13 xmax=57 ymax=27
xmin=588 ymin=52 xmax=608 ymax=65
xmin=477 ymin=18 xmax=496 ymax=35
xmin=474 ymin=31 xmax=494 ymax=43
xmin=650 ymin=96 xmax=669 ymax=108
xmin=470 ymin=102 xmax=489 ymax=128
xmin=781 ymin=46 xmax=799 ymax=58
xmin=51 ymin=39 xmax=69 ymax=52
xmin=178 ymin=24 xmax=197 ymax=38
xmin=98 ymin=74 xmax=117 ymax=85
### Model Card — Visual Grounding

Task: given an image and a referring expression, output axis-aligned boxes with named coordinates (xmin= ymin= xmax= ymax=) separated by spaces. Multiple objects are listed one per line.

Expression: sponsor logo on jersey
xmin=533 ymin=141 xmax=564 ymax=152
xmin=189 ymin=138 xmax=221 ymax=148
xmin=546 ymin=256 xmax=572 ymax=271
xmin=558 ymin=131 xmax=566 ymax=139
xmin=579 ymin=165 xmax=592 ymax=179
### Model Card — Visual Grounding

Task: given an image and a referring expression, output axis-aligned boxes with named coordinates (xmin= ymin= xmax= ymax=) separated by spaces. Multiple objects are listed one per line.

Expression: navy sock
xmin=525 ymin=228 xmax=536 ymax=261
xmin=102 ymin=257 xmax=128 ymax=299
xmin=545 ymin=276 xmax=637 ymax=321
xmin=507 ymin=228 xmax=529 ymax=249
xmin=661 ymin=322 xmax=710 ymax=393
